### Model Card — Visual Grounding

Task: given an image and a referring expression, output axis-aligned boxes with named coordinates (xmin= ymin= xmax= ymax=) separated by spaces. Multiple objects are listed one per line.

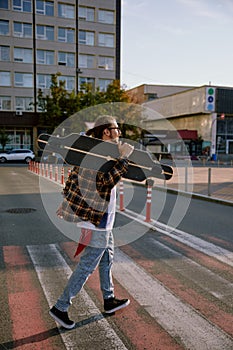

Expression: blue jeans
xmin=55 ymin=230 xmax=114 ymax=312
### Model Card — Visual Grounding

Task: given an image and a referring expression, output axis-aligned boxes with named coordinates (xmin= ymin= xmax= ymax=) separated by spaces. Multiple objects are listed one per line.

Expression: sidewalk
xmin=162 ymin=166 xmax=233 ymax=204
xmin=28 ymin=161 xmax=233 ymax=204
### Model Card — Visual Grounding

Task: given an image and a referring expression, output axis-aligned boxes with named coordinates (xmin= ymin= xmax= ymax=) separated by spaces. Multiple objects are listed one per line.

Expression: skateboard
xmin=37 ymin=133 xmax=173 ymax=182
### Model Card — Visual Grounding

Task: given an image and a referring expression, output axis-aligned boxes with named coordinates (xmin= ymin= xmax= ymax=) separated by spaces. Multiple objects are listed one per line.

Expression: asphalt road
xmin=125 ymin=183 xmax=233 ymax=249
xmin=0 ymin=165 xmax=67 ymax=246
xmin=0 ymin=165 xmax=233 ymax=350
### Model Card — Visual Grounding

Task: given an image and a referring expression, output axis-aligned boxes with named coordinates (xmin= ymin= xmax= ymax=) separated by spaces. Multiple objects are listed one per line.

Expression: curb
xmin=155 ymin=185 xmax=233 ymax=207
xmin=128 ymin=180 xmax=233 ymax=207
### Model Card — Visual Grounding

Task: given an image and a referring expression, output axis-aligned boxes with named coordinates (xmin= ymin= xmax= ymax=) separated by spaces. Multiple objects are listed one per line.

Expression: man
xmin=49 ymin=115 xmax=134 ymax=329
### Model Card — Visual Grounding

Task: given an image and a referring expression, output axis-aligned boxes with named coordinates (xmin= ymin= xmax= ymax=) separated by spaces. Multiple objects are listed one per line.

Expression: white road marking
xmin=147 ymin=237 xmax=233 ymax=302
xmin=113 ymin=248 xmax=233 ymax=350
xmin=27 ymin=244 xmax=128 ymax=350
xmin=121 ymin=208 xmax=233 ymax=267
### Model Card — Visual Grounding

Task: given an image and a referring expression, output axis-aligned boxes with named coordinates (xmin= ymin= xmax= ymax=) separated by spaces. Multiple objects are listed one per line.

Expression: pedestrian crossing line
xmin=2 ymin=245 xmax=59 ymax=349
xmin=87 ymin=266 xmax=184 ymax=350
xmin=27 ymin=244 xmax=129 ymax=350
xmin=148 ymin=236 xmax=233 ymax=303
xmin=158 ymin=235 xmax=233 ymax=279
xmin=60 ymin=241 xmax=184 ymax=350
xmin=121 ymin=243 xmax=233 ymax=337
xmin=202 ymin=234 xmax=233 ymax=252
xmin=113 ymin=248 xmax=233 ymax=350
xmin=2 ymin=241 xmax=233 ymax=349
xmin=0 ymin=260 xmax=12 ymax=344
xmin=121 ymin=208 xmax=233 ymax=267
xmin=61 ymin=239 xmax=233 ymax=347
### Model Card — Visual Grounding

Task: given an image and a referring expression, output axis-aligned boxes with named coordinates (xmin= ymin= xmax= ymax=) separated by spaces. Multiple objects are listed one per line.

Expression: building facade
xmin=127 ymin=84 xmax=195 ymax=104
xmin=128 ymin=84 xmax=233 ymax=161
xmin=0 ymin=0 xmax=121 ymax=150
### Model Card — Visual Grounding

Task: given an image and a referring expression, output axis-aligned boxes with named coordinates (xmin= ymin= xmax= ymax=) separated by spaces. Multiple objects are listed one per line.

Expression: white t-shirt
xmin=76 ymin=186 xmax=116 ymax=231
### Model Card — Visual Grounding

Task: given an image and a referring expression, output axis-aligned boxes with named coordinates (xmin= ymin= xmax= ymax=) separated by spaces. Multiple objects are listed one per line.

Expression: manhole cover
xmin=6 ymin=208 xmax=36 ymax=214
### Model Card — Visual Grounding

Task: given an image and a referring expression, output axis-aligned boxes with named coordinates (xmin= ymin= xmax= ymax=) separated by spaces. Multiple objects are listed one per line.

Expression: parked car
xmin=0 ymin=149 xmax=35 ymax=163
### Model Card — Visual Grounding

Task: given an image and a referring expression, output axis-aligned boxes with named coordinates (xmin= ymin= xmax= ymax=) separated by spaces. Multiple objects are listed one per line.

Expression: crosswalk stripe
xmin=147 ymin=237 xmax=233 ymax=302
xmin=27 ymin=244 xmax=128 ymax=350
xmin=2 ymin=246 xmax=57 ymax=349
xmin=121 ymin=208 xmax=233 ymax=267
xmin=113 ymin=248 xmax=233 ymax=350
xmin=60 ymin=241 xmax=185 ymax=350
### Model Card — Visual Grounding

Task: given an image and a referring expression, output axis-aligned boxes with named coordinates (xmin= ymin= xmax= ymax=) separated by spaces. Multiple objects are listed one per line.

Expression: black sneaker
xmin=49 ymin=306 xmax=75 ymax=329
xmin=104 ymin=297 xmax=130 ymax=314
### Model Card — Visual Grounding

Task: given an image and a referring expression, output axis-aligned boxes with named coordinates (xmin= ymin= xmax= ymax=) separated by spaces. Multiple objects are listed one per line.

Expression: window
xmin=79 ymin=30 xmax=94 ymax=45
xmin=14 ymin=48 xmax=32 ymax=63
xmin=217 ymin=120 xmax=226 ymax=134
xmin=58 ymin=52 xmax=75 ymax=67
xmin=98 ymin=56 xmax=114 ymax=70
xmin=0 ymin=71 xmax=11 ymax=86
xmin=58 ymin=75 xmax=75 ymax=91
xmin=14 ymin=22 xmax=32 ymax=38
xmin=37 ymin=74 xmax=51 ymax=89
xmin=36 ymin=0 xmax=54 ymax=16
xmin=79 ymin=6 xmax=94 ymax=21
xmin=37 ymin=50 xmax=54 ymax=64
xmin=98 ymin=10 xmax=114 ymax=24
xmin=0 ymin=96 xmax=11 ymax=110
xmin=58 ymin=27 xmax=74 ymax=43
xmin=58 ymin=3 xmax=74 ymax=18
xmin=13 ymin=0 xmax=31 ymax=12
xmin=15 ymin=97 xmax=33 ymax=111
xmin=0 ymin=20 xmax=9 ymax=35
xmin=227 ymin=118 xmax=233 ymax=134
xmin=98 ymin=79 xmax=112 ymax=92
xmin=79 ymin=54 xmax=95 ymax=69
xmin=79 ymin=77 xmax=95 ymax=90
xmin=14 ymin=73 xmax=33 ymax=87
xmin=36 ymin=25 xmax=54 ymax=40
xmin=0 ymin=0 xmax=8 ymax=9
xmin=98 ymin=33 xmax=114 ymax=47
xmin=0 ymin=46 xmax=10 ymax=61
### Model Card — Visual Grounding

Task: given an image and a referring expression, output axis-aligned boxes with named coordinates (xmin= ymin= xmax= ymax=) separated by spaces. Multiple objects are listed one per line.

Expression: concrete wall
xmin=144 ymin=86 xmax=207 ymax=117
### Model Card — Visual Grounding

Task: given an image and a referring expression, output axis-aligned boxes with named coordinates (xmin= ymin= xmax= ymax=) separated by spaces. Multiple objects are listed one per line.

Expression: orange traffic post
xmin=45 ymin=164 xmax=48 ymax=177
xmin=37 ymin=162 xmax=40 ymax=175
xmin=119 ymin=180 xmax=125 ymax=211
xmin=144 ymin=179 xmax=154 ymax=222
xmin=55 ymin=166 xmax=58 ymax=182
xmin=61 ymin=167 xmax=64 ymax=185
xmin=49 ymin=164 xmax=53 ymax=180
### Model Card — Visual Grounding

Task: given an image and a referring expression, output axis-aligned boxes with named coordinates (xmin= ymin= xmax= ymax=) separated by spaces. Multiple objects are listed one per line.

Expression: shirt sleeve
xmin=97 ymin=157 xmax=129 ymax=188
xmin=63 ymin=166 xmax=76 ymax=196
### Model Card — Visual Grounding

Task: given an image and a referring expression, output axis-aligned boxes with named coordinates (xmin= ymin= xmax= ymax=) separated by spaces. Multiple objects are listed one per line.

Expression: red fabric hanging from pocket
xmin=74 ymin=228 xmax=93 ymax=257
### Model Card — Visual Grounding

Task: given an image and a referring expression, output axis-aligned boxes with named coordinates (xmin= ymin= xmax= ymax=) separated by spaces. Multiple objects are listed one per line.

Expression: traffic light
xmin=205 ymin=87 xmax=216 ymax=112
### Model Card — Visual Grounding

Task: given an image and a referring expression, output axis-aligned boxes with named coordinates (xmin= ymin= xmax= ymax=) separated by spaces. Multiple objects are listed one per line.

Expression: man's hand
xmin=118 ymin=142 xmax=134 ymax=159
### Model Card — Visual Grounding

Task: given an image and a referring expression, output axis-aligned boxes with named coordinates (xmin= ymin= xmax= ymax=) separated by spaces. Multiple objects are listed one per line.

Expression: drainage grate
xmin=6 ymin=208 xmax=36 ymax=214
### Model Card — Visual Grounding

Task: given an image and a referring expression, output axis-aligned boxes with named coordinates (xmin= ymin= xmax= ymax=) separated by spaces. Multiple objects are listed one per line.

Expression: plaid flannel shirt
xmin=60 ymin=158 xmax=128 ymax=226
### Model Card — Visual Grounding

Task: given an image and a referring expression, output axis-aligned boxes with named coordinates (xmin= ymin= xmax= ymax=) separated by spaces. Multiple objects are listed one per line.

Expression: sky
xmin=121 ymin=0 xmax=233 ymax=89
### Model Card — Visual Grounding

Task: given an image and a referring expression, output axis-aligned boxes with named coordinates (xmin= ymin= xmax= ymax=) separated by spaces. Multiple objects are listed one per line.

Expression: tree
xmin=104 ymin=80 xmax=129 ymax=103
xmin=0 ymin=129 xmax=10 ymax=151
xmin=38 ymin=73 xmax=80 ymax=132
xmin=38 ymin=76 xmax=143 ymax=140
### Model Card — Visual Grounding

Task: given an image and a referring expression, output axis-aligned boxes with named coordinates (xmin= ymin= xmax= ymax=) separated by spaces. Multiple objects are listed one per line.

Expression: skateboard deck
xmin=37 ymin=133 xmax=173 ymax=182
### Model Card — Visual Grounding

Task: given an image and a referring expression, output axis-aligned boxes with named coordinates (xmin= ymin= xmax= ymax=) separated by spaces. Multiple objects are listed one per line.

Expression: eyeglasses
xmin=108 ymin=127 xmax=121 ymax=132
